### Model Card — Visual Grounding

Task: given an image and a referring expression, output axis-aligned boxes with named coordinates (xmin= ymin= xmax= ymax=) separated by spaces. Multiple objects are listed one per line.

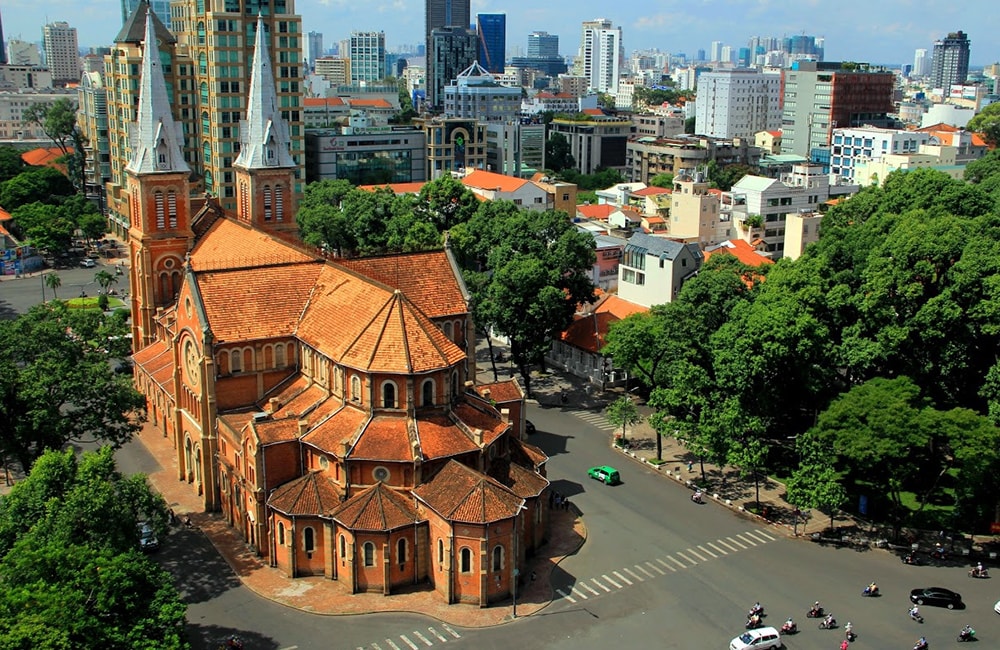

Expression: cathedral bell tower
xmin=125 ymin=10 xmax=193 ymax=350
xmin=233 ymin=16 xmax=298 ymax=235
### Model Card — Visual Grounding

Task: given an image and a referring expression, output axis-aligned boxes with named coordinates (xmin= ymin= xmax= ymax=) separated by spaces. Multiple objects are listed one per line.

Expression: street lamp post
xmin=512 ymin=568 xmax=519 ymax=618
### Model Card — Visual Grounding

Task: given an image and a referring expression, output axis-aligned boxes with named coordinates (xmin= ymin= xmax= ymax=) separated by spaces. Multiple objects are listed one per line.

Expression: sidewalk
xmin=136 ymin=421 xmax=586 ymax=626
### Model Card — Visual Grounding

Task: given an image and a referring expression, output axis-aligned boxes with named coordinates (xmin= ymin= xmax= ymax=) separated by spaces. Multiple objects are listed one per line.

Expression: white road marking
xmin=708 ymin=541 xmax=730 ymax=555
xmin=717 ymin=538 xmax=741 ymax=552
xmin=697 ymin=544 xmax=718 ymax=558
xmin=581 ymin=582 xmax=600 ymax=596
xmin=442 ymin=624 xmax=461 ymax=639
xmin=556 ymin=588 xmax=576 ymax=603
xmin=602 ymin=573 xmax=623 ymax=588
xmin=736 ymin=533 xmax=759 ymax=547
xmin=412 ymin=631 xmax=433 ymax=647
xmin=571 ymin=586 xmax=590 ymax=600
xmin=646 ymin=561 xmax=666 ymax=575
xmin=727 ymin=536 xmax=749 ymax=549
xmin=685 ymin=547 xmax=708 ymax=562
xmin=591 ymin=577 xmax=612 ymax=592
xmin=624 ymin=567 xmax=645 ymax=581
xmin=428 ymin=628 xmax=448 ymax=642
xmin=399 ymin=635 xmax=419 ymax=650
xmin=636 ymin=563 xmax=656 ymax=578
xmin=385 ymin=641 xmax=401 ymax=650
xmin=675 ymin=550 xmax=698 ymax=565
xmin=666 ymin=555 xmax=688 ymax=570
xmin=656 ymin=557 xmax=678 ymax=572
xmin=748 ymin=529 xmax=776 ymax=542
xmin=613 ymin=570 xmax=633 ymax=585
xmin=371 ymin=644 xmax=383 ymax=650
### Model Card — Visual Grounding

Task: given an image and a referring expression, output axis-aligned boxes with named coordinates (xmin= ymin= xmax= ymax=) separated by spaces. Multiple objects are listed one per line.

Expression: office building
xmin=304 ymin=125 xmax=426 ymax=184
xmin=426 ymin=0 xmax=471 ymax=108
xmin=780 ymin=61 xmax=895 ymax=159
xmin=42 ymin=21 xmax=79 ymax=85
xmin=349 ymin=31 xmax=385 ymax=84
xmin=6 ymin=40 xmax=42 ymax=66
xmin=913 ymin=48 xmax=929 ymax=77
xmin=576 ymin=18 xmax=622 ymax=93
xmin=0 ymin=64 xmax=53 ymax=89
xmin=694 ymin=69 xmax=782 ymax=140
xmin=710 ymin=40 xmax=723 ymax=63
xmin=0 ymin=10 xmax=6 ymax=65
xmin=485 ymin=122 xmax=545 ymax=177
xmin=315 ymin=57 xmax=350 ymax=85
xmin=931 ymin=30 xmax=971 ymax=91
xmin=549 ymin=112 xmax=631 ymax=175
xmin=306 ymin=31 xmax=323 ymax=71
xmin=477 ymin=14 xmax=505 ymax=74
xmin=78 ymin=71 xmax=110 ymax=212
xmin=428 ymin=26 xmax=477 ymax=109
xmin=121 ymin=0 xmax=172 ymax=30
xmin=829 ymin=126 xmax=931 ymax=182
xmin=528 ymin=31 xmax=559 ymax=58
xmin=415 ymin=115 xmax=487 ymax=178
xmin=443 ymin=61 xmax=520 ymax=122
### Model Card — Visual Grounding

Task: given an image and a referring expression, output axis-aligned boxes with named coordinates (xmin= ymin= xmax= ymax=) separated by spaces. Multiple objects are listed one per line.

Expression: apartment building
xmin=43 ymin=21 xmax=79 ymax=85
xmin=694 ymin=69 xmax=782 ymax=139
xmin=829 ymin=126 xmax=931 ymax=182
xmin=549 ymin=112 xmax=631 ymax=175
xmin=349 ymin=31 xmax=385 ymax=84
xmin=617 ymin=231 xmax=703 ymax=308
xmin=626 ymin=134 xmax=760 ymax=183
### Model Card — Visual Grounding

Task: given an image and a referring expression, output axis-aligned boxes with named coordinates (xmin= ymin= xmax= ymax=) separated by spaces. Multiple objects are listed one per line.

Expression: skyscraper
xmin=426 ymin=0 xmax=471 ymax=111
xmin=349 ymin=31 xmax=386 ymax=83
xmin=43 ymin=21 xmax=80 ymax=85
xmin=428 ymin=26 xmax=477 ymax=108
xmin=527 ymin=31 xmax=559 ymax=59
xmin=913 ymin=49 xmax=928 ymax=77
xmin=710 ymin=41 xmax=723 ymax=63
xmin=694 ymin=69 xmax=782 ymax=139
xmin=0 ymin=9 xmax=6 ymax=65
xmin=306 ymin=31 xmax=324 ymax=71
xmin=476 ymin=13 xmax=505 ymax=74
xmin=577 ymin=18 xmax=622 ymax=94
xmin=931 ymin=30 xmax=971 ymax=90
xmin=120 ymin=0 xmax=172 ymax=30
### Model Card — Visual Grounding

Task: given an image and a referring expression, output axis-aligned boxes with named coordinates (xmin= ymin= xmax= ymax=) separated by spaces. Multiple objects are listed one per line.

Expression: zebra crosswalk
xmin=554 ymin=528 xmax=776 ymax=604
xmin=356 ymin=624 xmax=461 ymax=650
xmin=568 ymin=409 xmax=617 ymax=432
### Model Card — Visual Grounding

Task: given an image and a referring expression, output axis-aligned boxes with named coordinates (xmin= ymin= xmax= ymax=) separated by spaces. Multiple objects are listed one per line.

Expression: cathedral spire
xmin=235 ymin=15 xmax=295 ymax=170
xmin=126 ymin=12 xmax=189 ymax=175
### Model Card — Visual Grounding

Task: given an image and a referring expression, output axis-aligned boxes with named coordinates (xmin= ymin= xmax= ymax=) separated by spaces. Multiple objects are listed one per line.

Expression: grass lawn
xmin=66 ymin=296 xmax=126 ymax=310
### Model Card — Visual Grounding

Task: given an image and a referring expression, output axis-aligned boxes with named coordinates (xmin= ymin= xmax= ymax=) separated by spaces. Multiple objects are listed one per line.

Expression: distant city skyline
xmin=2 ymin=0 xmax=997 ymax=66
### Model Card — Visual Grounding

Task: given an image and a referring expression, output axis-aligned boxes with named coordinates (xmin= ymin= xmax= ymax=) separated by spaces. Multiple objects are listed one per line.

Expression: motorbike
xmin=845 ymin=628 xmax=856 ymax=642
xmin=745 ymin=615 xmax=763 ymax=630
xmin=806 ymin=606 xmax=824 ymax=618
xmin=862 ymin=585 xmax=880 ymax=597
xmin=914 ymin=640 xmax=929 ymax=650
xmin=903 ymin=553 xmax=921 ymax=565
xmin=968 ymin=567 xmax=990 ymax=578
xmin=930 ymin=547 xmax=947 ymax=560
xmin=957 ymin=627 xmax=976 ymax=642
xmin=909 ymin=610 xmax=925 ymax=624
xmin=747 ymin=603 xmax=764 ymax=617
xmin=780 ymin=621 xmax=797 ymax=634
xmin=818 ymin=617 xmax=837 ymax=630
xmin=691 ymin=491 xmax=704 ymax=504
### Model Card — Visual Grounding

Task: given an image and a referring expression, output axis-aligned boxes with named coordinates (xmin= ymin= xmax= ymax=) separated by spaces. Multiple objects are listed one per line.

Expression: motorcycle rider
xmin=809 ymin=600 xmax=822 ymax=617
xmin=960 ymin=624 xmax=974 ymax=639
xmin=845 ymin=621 xmax=854 ymax=639
xmin=782 ymin=617 xmax=796 ymax=632
xmin=865 ymin=580 xmax=878 ymax=595
xmin=746 ymin=613 xmax=762 ymax=628
xmin=909 ymin=605 xmax=922 ymax=621
xmin=692 ymin=490 xmax=703 ymax=503
xmin=750 ymin=601 xmax=763 ymax=615
xmin=822 ymin=613 xmax=835 ymax=628
xmin=914 ymin=636 xmax=928 ymax=650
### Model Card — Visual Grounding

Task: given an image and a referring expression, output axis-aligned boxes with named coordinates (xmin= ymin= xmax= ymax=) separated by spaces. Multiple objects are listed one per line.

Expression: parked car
xmin=909 ymin=586 xmax=963 ymax=609
xmin=80 ymin=258 xmax=97 ymax=268
xmin=524 ymin=420 xmax=536 ymax=435
xmin=730 ymin=626 xmax=782 ymax=650
xmin=587 ymin=465 xmax=621 ymax=485
xmin=138 ymin=521 xmax=159 ymax=551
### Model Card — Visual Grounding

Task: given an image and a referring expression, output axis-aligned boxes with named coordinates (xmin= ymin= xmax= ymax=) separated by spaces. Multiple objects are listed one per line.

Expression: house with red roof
xmin=460 ymin=169 xmax=552 ymax=210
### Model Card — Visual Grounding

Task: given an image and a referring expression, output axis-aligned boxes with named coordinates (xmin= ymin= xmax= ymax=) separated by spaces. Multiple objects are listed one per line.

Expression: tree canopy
xmin=967 ymin=101 xmax=1000 ymax=147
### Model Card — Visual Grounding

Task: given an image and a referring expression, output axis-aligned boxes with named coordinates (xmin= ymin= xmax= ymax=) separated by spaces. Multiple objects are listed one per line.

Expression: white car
xmin=80 ymin=258 xmax=97 ymax=268
xmin=730 ymin=626 xmax=782 ymax=650
xmin=994 ymin=599 xmax=1000 ymax=615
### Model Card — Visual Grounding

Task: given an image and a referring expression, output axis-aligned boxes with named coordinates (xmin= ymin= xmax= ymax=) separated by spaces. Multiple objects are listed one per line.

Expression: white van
xmin=730 ymin=626 xmax=782 ymax=650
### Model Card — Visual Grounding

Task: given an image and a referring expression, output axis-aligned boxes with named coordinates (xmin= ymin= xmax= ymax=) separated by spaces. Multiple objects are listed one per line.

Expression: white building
xmin=522 ymin=91 xmax=598 ymax=115
xmin=460 ymin=169 xmax=552 ymax=210
xmin=913 ymin=49 xmax=929 ymax=77
xmin=0 ymin=89 xmax=76 ymax=140
xmin=830 ymin=127 xmax=931 ymax=182
xmin=6 ymin=40 xmax=42 ymax=66
xmin=694 ymin=69 xmax=782 ymax=140
xmin=618 ymin=231 xmax=703 ymax=308
xmin=443 ymin=61 xmax=521 ymax=123
xmin=349 ymin=31 xmax=386 ymax=84
xmin=0 ymin=65 xmax=53 ymax=90
xmin=920 ymin=103 xmax=975 ymax=129
xmin=576 ymin=18 xmax=622 ymax=93
xmin=42 ymin=21 xmax=79 ymax=85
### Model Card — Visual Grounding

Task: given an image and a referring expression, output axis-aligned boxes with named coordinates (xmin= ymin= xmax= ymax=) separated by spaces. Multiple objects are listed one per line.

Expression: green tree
xmin=967 ymin=101 xmax=1000 ymax=147
xmin=632 ymin=86 xmax=685 ymax=109
xmin=649 ymin=173 xmax=674 ymax=188
xmin=0 ymin=166 xmax=75 ymax=212
xmin=22 ymin=99 xmax=79 ymax=157
xmin=94 ymin=269 xmax=118 ymax=295
xmin=0 ymin=302 xmax=146 ymax=471
xmin=545 ymin=132 xmax=575 ymax=172
xmin=684 ymin=116 xmax=696 ymax=134
xmin=596 ymin=92 xmax=615 ymax=109
xmin=414 ymin=174 xmax=479 ymax=231
xmin=964 ymin=148 xmax=1000 ymax=184
xmin=10 ymin=201 xmax=75 ymax=255
xmin=43 ymin=273 xmax=61 ymax=301
xmin=602 ymin=309 xmax=671 ymax=388
xmin=295 ymin=179 xmax=356 ymax=254
xmin=0 ymin=146 xmax=26 ymax=183
xmin=786 ymin=432 xmax=849 ymax=532
xmin=606 ymin=396 xmax=642 ymax=449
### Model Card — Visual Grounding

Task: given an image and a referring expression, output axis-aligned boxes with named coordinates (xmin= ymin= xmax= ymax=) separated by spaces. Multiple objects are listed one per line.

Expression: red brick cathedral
xmin=126 ymin=13 xmax=549 ymax=605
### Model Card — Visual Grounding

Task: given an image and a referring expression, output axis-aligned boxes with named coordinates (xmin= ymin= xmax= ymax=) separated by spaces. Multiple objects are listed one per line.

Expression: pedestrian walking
xmin=687 ymin=460 xmax=694 ymax=472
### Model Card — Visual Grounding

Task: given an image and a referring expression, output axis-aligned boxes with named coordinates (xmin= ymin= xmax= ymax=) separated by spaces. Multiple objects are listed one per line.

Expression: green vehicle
xmin=587 ymin=465 xmax=621 ymax=485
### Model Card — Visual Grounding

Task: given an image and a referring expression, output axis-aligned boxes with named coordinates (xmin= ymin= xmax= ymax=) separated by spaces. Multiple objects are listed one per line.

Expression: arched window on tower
xmin=263 ymin=186 xmax=272 ymax=221
xmin=382 ymin=382 xmax=397 ymax=409
xmin=422 ymin=379 xmax=434 ymax=406
xmin=274 ymin=184 xmax=284 ymax=221
xmin=153 ymin=191 xmax=165 ymax=229
xmin=167 ymin=190 xmax=177 ymax=228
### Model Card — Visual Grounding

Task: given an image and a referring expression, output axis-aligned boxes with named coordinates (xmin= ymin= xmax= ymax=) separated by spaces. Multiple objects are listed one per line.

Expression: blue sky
xmin=3 ymin=0 xmax=996 ymax=66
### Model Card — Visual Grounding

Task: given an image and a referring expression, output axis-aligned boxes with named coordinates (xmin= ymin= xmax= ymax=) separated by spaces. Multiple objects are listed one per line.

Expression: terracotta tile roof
xmin=350 ymin=415 xmax=413 ymax=462
xmin=301 ymin=404 xmax=369 ymax=454
xmin=475 ymin=379 xmax=523 ymax=403
xmin=338 ymin=250 xmax=468 ymax=319
xmin=347 ymin=98 xmax=393 ymax=108
xmin=261 ymin=376 xmax=311 ymax=408
xmin=917 ymin=122 xmax=957 ymax=133
xmin=302 ymin=395 xmax=342 ymax=425
xmin=219 ymin=410 xmax=255 ymax=438
xmin=190 ymin=217 xmax=318 ymax=270
xmin=132 ymin=340 xmax=175 ymax=398
xmin=252 ymin=418 xmax=302 ymax=445
xmin=267 ymin=383 xmax=327 ymax=419
xmin=703 ymin=239 xmax=775 ymax=267
xmin=577 ymin=204 xmax=616 ymax=219
xmin=267 ymin=472 xmax=342 ymax=516
xmin=329 ymin=482 xmax=421 ymax=531
xmin=299 ymin=267 xmax=465 ymax=373
xmin=461 ymin=170 xmax=528 ymax=193
xmin=0 ymin=207 xmax=11 ymax=221
xmin=415 ymin=414 xmax=478 ymax=460
xmin=560 ymin=311 xmax=616 ymax=354
xmin=196 ymin=264 xmax=322 ymax=342
xmin=21 ymin=147 xmax=71 ymax=167
xmin=643 ymin=216 xmax=666 ymax=224
xmin=132 ymin=339 xmax=171 ymax=366
xmin=971 ymin=133 xmax=987 ymax=147
xmin=490 ymin=461 xmax=549 ymax=498
xmin=583 ymin=108 xmax=605 ymax=116
xmin=631 ymin=186 xmax=671 ymax=197
xmin=510 ymin=438 xmax=548 ymax=470
xmin=767 ymin=130 xmax=782 ymax=137
xmin=594 ymin=294 xmax=647 ymax=319
xmin=303 ymin=97 xmax=346 ymax=107
xmin=451 ymin=401 xmax=508 ymax=446
xmin=413 ymin=460 xmax=524 ymax=524
xmin=357 ymin=182 xmax=427 ymax=195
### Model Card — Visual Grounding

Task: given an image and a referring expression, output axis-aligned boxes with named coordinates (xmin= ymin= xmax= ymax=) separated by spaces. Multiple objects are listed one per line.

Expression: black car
xmin=909 ymin=587 xmax=963 ymax=609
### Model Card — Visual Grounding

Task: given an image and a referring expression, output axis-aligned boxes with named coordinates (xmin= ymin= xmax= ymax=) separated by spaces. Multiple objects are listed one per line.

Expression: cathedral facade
xmin=125 ymin=13 xmax=549 ymax=605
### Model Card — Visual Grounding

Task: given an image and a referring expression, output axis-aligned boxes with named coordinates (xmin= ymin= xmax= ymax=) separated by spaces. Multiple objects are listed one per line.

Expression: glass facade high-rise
xmin=429 ymin=26 xmax=477 ymax=109
xmin=426 ymin=0 xmax=471 ymax=111
xmin=931 ymin=30 xmax=971 ymax=90
xmin=121 ymin=0 xmax=173 ymax=30
xmin=349 ymin=31 xmax=385 ymax=83
xmin=476 ymin=13 xmax=505 ymax=74
xmin=527 ymin=31 xmax=558 ymax=59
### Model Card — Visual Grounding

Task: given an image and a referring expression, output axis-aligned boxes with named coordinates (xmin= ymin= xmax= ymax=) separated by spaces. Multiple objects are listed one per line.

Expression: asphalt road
xmin=0 ymin=260 xmax=119 ymax=318
xmin=88 ymin=371 xmax=1000 ymax=649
